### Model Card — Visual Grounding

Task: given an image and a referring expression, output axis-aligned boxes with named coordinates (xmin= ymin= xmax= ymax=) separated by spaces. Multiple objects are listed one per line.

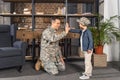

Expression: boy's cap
xmin=77 ymin=17 xmax=90 ymax=26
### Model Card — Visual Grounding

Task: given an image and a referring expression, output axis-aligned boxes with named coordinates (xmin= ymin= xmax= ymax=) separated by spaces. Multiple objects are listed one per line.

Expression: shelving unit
xmin=1 ymin=0 xmax=99 ymax=61
xmin=0 ymin=14 xmax=97 ymax=17
xmin=1 ymin=0 xmax=99 ymax=30
xmin=3 ymin=0 xmax=95 ymax=3
xmin=2 ymin=0 xmax=99 ymax=26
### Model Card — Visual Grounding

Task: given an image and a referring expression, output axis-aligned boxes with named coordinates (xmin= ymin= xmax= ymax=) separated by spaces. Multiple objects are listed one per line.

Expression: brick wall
xmin=13 ymin=3 xmax=82 ymax=29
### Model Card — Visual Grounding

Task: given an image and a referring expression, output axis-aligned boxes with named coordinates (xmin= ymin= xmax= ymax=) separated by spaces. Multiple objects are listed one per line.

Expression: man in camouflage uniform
xmin=36 ymin=18 xmax=70 ymax=75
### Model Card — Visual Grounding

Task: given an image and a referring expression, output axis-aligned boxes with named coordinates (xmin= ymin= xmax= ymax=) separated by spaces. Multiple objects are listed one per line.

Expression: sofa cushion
xmin=0 ymin=25 xmax=11 ymax=47
xmin=0 ymin=25 xmax=10 ymax=32
xmin=0 ymin=47 xmax=21 ymax=57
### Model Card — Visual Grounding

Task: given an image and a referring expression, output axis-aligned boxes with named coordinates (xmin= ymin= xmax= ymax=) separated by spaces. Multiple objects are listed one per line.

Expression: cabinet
xmin=1 ymin=0 xmax=99 ymax=60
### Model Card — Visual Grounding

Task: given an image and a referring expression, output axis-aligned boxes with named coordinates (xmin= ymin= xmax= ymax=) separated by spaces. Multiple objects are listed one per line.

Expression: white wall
xmin=99 ymin=0 xmax=104 ymax=15
xmin=102 ymin=0 xmax=120 ymax=61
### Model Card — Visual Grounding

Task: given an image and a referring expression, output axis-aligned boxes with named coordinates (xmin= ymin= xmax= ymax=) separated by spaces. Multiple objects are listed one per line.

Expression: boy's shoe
xmin=82 ymin=72 xmax=85 ymax=75
xmin=79 ymin=74 xmax=90 ymax=80
xmin=82 ymin=72 xmax=92 ymax=76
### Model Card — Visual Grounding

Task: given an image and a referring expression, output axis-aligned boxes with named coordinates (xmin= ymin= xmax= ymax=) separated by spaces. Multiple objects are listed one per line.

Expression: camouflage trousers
xmin=40 ymin=46 xmax=65 ymax=75
xmin=42 ymin=60 xmax=65 ymax=75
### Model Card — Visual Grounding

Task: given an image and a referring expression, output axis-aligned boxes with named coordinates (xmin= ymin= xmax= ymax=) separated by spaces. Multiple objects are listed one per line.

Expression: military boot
xmin=35 ymin=59 xmax=42 ymax=71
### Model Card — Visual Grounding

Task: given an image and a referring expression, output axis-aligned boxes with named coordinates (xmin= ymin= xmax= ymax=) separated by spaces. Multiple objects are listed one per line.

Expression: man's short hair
xmin=51 ymin=17 xmax=60 ymax=23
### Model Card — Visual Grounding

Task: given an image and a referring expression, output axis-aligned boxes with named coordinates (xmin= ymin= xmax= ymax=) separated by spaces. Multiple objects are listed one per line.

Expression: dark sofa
xmin=0 ymin=25 xmax=27 ymax=72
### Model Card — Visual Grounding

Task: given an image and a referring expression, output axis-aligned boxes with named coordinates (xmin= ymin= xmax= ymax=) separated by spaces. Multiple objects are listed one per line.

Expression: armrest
xmin=13 ymin=40 xmax=27 ymax=48
xmin=13 ymin=41 xmax=27 ymax=58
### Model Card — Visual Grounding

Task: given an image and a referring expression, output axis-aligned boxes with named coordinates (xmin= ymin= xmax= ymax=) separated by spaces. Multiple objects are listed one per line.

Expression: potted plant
xmin=90 ymin=15 xmax=120 ymax=54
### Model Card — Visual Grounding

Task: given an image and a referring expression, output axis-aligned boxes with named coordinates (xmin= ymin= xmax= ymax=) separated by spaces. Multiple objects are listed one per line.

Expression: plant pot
xmin=95 ymin=45 xmax=103 ymax=54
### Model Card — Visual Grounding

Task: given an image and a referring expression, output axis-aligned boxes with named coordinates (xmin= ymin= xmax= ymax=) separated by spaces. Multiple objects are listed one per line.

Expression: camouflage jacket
xmin=40 ymin=26 xmax=67 ymax=62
